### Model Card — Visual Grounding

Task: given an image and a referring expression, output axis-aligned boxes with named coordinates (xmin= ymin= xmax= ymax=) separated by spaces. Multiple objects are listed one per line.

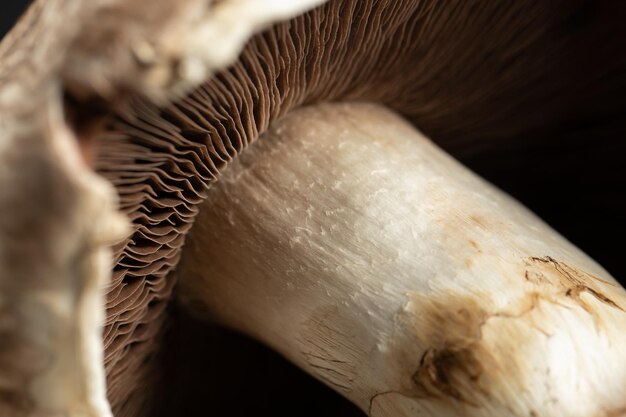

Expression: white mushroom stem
xmin=178 ymin=103 xmax=626 ymax=417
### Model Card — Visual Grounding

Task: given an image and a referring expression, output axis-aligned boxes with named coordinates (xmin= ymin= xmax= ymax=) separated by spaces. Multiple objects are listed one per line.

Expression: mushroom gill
xmin=47 ymin=0 xmax=626 ymax=415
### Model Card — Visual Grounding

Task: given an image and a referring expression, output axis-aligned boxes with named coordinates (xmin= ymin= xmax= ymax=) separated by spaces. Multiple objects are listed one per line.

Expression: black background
xmin=1 ymin=0 xmax=30 ymax=38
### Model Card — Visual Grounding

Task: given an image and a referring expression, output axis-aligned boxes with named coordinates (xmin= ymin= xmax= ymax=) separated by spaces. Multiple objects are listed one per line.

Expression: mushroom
xmin=1 ymin=0 xmax=625 ymax=417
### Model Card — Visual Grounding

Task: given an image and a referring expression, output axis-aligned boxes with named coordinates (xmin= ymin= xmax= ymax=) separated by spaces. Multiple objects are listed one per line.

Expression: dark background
xmin=1 ymin=1 xmax=30 ymax=38
xmin=1 ymin=1 xmax=624 ymax=417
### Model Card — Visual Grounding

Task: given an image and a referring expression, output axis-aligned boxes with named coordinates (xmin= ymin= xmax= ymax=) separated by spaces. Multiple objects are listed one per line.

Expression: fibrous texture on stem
xmin=178 ymin=102 xmax=626 ymax=417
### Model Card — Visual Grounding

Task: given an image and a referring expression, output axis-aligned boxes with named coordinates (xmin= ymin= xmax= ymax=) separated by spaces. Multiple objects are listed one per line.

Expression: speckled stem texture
xmin=179 ymin=103 xmax=626 ymax=417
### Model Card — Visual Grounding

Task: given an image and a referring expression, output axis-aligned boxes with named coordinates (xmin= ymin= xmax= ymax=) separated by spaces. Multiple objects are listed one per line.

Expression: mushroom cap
xmin=93 ymin=0 xmax=626 ymax=415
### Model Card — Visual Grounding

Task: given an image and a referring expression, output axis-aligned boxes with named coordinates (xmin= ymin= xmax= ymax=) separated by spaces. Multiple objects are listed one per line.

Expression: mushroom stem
xmin=178 ymin=102 xmax=626 ymax=417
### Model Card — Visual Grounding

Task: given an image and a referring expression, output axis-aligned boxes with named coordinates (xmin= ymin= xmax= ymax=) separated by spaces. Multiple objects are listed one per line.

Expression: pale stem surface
xmin=179 ymin=102 xmax=626 ymax=417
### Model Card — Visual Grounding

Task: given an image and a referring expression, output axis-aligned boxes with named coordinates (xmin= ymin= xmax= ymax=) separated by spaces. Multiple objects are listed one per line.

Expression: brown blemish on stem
xmin=469 ymin=215 xmax=488 ymax=230
xmin=392 ymin=293 xmax=533 ymax=412
xmin=412 ymin=346 xmax=484 ymax=405
xmin=402 ymin=295 xmax=494 ymax=408
xmin=468 ymin=240 xmax=480 ymax=251
xmin=465 ymin=241 xmax=481 ymax=267
xmin=525 ymin=256 xmax=625 ymax=323
xmin=383 ymin=257 xmax=626 ymax=414
xmin=605 ymin=407 xmax=626 ymax=417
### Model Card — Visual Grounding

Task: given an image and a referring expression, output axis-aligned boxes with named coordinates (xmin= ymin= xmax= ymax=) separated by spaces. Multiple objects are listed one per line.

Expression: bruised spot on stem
xmin=402 ymin=294 xmax=495 ymax=408
xmin=390 ymin=257 xmax=626 ymax=413
xmin=469 ymin=215 xmax=488 ymax=230
xmin=525 ymin=256 xmax=625 ymax=322
xmin=412 ymin=346 xmax=484 ymax=405
xmin=605 ymin=407 xmax=626 ymax=417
